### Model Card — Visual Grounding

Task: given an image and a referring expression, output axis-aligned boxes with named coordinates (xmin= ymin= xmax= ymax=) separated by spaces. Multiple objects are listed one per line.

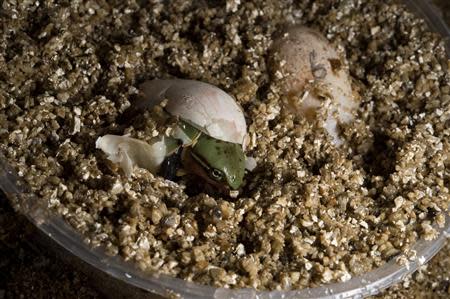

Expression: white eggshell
xmin=271 ymin=26 xmax=358 ymax=145
xmin=96 ymin=135 xmax=168 ymax=176
xmin=139 ymin=79 xmax=247 ymax=144
xmin=245 ymin=156 xmax=257 ymax=171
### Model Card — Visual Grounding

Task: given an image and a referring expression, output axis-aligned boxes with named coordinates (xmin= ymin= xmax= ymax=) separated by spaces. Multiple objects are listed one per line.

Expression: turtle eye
xmin=210 ymin=168 xmax=224 ymax=181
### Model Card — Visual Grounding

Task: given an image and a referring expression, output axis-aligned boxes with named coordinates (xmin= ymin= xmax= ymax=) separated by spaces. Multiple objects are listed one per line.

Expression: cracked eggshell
xmin=139 ymin=79 xmax=247 ymax=144
xmin=96 ymin=135 xmax=168 ymax=176
xmin=270 ymin=26 xmax=359 ymax=145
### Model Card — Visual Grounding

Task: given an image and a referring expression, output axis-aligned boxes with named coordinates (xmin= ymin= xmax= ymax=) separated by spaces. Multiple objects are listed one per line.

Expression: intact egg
xmin=270 ymin=26 xmax=359 ymax=145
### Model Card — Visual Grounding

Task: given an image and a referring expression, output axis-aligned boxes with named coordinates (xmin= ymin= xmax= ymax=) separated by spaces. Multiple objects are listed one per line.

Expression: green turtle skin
xmin=177 ymin=121 xmax=245 ymax=190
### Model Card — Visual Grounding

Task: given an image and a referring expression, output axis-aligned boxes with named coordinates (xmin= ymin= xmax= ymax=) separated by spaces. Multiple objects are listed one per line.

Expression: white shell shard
xmin=139 ymin=79 xmax=247 ymax=144
xmin=96 ymin=135 xmax=168 ymax=176
xmin=245 ymin=156 xmax=257 ymax=171
xmin=271 ymin=26 xmax=359 ymax=145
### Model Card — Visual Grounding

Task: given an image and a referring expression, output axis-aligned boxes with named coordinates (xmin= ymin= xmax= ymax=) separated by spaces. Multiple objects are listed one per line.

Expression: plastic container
xmin=1 ymin=1 xmax=449 ymax=298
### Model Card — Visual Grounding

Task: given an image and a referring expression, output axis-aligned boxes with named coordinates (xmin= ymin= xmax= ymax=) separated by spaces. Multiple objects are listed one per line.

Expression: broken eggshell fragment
xmin=96 ymin=134 xmax=171 ymax=176
xmin=270 ymin=26 xmax=359 ymax=145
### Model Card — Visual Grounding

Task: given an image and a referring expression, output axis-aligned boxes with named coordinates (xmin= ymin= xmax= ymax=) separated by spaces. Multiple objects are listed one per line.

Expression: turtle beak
xmin=226 ymin=177 xmax=241 ymax=190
